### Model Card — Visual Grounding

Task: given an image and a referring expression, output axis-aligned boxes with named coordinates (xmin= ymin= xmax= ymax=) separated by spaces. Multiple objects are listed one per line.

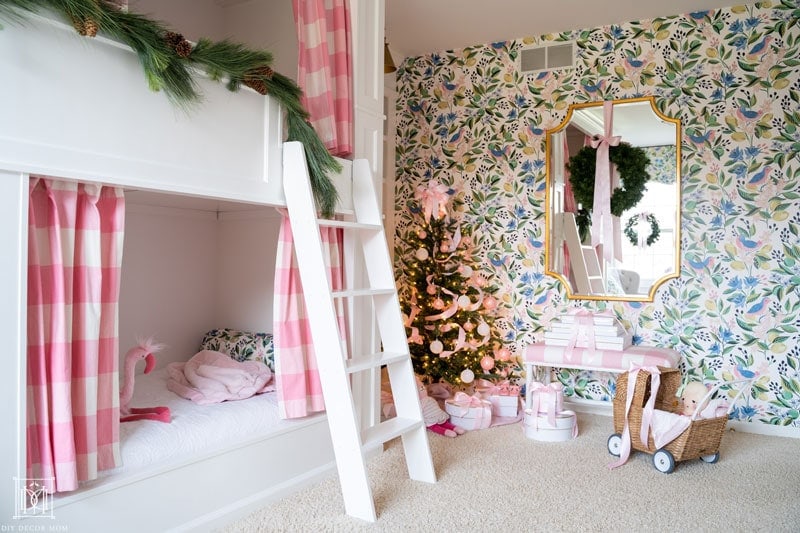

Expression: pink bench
xmin=523 ymin=343 xmax=681 ymax=409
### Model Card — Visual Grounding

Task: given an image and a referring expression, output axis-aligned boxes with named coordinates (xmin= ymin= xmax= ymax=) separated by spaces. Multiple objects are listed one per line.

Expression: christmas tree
xmin=398 ymin=181 xmax=514 ymax=386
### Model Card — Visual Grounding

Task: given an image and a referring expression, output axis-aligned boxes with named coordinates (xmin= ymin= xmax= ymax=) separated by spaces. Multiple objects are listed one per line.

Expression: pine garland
xmin=0 ymin=0 xmax=340 ymax=216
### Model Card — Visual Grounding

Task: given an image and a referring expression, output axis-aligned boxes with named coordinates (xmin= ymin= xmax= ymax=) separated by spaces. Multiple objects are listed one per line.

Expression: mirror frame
xmin=544 ymin=96 xmax=682 ymax=302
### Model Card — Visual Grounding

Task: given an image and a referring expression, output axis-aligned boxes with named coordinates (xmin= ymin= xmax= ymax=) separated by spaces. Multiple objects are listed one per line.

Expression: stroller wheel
xmin=653 ymin=449 xmax=675 ymax=473
xmin=607 ymin=433 xmax=622 ymax=456
xmin=700 ymin=452 xmax=720 ymax=463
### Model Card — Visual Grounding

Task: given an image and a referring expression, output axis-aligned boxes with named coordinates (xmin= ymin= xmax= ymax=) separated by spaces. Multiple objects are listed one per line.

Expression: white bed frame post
xmin=0 ymin=170 xmax=29 ymax=523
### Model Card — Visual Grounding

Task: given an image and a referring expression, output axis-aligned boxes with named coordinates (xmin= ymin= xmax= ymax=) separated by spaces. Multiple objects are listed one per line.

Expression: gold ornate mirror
xmin=545 ymin=96 xmax=681 ymax=301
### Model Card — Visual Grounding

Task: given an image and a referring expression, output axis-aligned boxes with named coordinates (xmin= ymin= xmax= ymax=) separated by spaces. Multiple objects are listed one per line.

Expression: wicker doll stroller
xmin=607 ymin=366 xmax=751 ymax=473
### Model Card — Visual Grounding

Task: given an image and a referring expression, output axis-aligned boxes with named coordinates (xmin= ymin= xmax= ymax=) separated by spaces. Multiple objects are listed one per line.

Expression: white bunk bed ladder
xmin=561 ymin=212 xmax=605 ymax=294
xmin=281 ymin=142 xmax=436 ymax=522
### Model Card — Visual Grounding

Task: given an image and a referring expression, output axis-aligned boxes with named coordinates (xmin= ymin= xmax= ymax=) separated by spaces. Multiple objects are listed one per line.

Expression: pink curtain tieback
xmin=589 ymin=101 xmax=621 ymax=264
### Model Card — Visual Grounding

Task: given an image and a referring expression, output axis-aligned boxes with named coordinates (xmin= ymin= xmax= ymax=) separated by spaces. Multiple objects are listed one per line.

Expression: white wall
xmin=215 ymin=209 xmax=282 ymax=333
xmin=119 ymin=202 xmax=219 ymax=369
xmin=129 ymin=0 xmax=228 ymax=41
xmin=128 ymin=0 xmax=298 ymax=82
xmin=119 ymin=197 xmax=283 ymax=371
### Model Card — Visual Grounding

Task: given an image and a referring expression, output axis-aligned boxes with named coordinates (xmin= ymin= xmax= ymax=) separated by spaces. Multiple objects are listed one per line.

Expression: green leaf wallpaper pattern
xmin=394 ymin=0 xmax=800 ymax=427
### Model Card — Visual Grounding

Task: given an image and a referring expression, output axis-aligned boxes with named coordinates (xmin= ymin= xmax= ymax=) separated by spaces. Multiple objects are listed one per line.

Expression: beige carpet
xmin=221 ymin=414 xmax=799 ymax=532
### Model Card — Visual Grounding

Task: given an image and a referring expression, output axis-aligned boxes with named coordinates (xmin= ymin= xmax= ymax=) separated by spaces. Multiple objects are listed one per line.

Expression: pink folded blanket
xmin=166 ymin=350 xmax=274 ymax=405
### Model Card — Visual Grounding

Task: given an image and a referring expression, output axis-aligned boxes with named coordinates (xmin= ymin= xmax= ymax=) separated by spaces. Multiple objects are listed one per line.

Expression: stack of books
xmin=544 ymin=312 xmax=631 ymax=351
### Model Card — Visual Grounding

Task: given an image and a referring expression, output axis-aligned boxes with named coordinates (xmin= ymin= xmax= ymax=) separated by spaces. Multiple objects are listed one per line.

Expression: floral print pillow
xmin=199 ymin=328 xmax=274 ymax=371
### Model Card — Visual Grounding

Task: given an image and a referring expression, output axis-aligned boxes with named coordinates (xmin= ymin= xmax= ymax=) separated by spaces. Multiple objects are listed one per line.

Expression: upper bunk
xmin=0 ymin=10 xmax=353 ymax=213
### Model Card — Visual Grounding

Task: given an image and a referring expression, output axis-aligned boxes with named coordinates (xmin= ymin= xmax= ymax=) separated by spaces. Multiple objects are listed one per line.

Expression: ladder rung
xmin=332 ymin=288 xmax=395 ymax=298
xmin=346 ymin=352 xmax=408 ymax=373
xmin=362 ymin=417 xmax=424 ymax=448
xmin=317 ymin=219 xmax=383 ymax=232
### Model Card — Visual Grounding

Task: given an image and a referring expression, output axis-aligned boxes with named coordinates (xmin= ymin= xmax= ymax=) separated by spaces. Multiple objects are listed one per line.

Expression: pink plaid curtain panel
xmin=274 ymin=213 xmax=346 ymax=419
xmin=27 ymin=178 xmax=124 ymax=492
xmin=293 ymin=0 xmax=353 ymax=157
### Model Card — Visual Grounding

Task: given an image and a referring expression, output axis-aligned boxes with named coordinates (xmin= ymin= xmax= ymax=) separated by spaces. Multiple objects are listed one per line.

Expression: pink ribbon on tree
xmin=589 ymin=101 xmax=621 ymax=264
xmin=609 ymin=364 xmax=661 ymax=469
xmin=416 ymin=181 xmax=451 ymax=221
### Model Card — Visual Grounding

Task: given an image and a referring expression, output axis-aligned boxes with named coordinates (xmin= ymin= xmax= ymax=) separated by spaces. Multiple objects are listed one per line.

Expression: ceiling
xmin=385 ymin=0 xmax=738 ymax=60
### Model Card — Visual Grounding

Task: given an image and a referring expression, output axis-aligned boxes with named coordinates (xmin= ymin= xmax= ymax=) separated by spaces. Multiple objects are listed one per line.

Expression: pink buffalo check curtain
xmin=27 ymin=178 xmax=124 ymax=492
xmin=274 ymin=213 xmax=346 ymax=418
xmin=293 ymin=0 xmax=353 ymax=156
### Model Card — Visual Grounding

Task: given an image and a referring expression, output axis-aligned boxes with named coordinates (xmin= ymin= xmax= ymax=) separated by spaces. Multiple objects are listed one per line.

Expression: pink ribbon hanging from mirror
xmin=589 ymin=101 xmax=621 ymax=264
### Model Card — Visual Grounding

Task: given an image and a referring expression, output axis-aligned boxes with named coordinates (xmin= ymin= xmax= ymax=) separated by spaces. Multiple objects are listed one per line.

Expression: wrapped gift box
xmin=445 ymin=394 xmax=492 ymax=430
xmin=488 ymin=394 xmax=520 ymax=417
xmin=523 ymin=409 xmax=578 ymax=442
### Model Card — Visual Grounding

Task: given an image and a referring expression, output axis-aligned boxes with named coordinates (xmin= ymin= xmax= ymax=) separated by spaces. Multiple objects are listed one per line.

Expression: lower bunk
xmin=53 ymin=331 xmax=337 ymax=532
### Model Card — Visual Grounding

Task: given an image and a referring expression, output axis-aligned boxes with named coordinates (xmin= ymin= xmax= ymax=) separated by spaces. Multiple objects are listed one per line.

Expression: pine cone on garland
xmin=165 ymin=32 xmax=193 ymax=58
xmin=242 ymin=66 xmax=274 ymax=95
xmin=70 ymin=16 xmax=99 ymax=37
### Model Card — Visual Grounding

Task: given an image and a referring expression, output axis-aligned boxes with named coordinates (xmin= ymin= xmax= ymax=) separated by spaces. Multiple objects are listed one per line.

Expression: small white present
xmin=523 ymin=409 xmax=578 ymax=442
xmin=445 ymin=392 xmax=492 ymax=430
xmin=489 ymin=394 xmax=520 ymax=417
xmin=529 ymin=382 xmax=564 ymax=419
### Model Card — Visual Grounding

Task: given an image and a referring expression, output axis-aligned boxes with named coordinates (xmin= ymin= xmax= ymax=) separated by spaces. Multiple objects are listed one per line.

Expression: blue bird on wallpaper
xmin=489 ymin=145 xmax=509 ymax=158
xmin=528 ymin=124 xmax=544 ymax=137
xmin=736 ymin=232 xmax=761 ymax=251
xmin=533 ymin=293 xmax=549 ymax=306
xmin=744 ymin=297 xmax=770 ymax=320
xmin=689 ymin=11 xmax=709 ymax=20
xmin=448 ymin=130 xmax=464 ymax=144
xmin=625 ymin=54 xmax=644 ymax=68
xmin=581 ymin=80 xmax=604 ymax=93
xmin=409 ymin=101 xmax=423 ymax=113
xmin=687 ymin=130 xmax=714 ymax=145
xmin=736 ymin=105 xmax=761 ymax=121
xmin=733 ymin=362 xmax=758 ymax=380
xmin=747 ymin=35 xmax=773 ymax=59
xmin=489 ymin=253 xmax=509 ymax=267
xmin=528 ymin=237 xmax=543 ymax=249
xmin=687 ymin=255 xmax=713 ymax=270
xmin=746 ymin=166 xmax=772 ymax=190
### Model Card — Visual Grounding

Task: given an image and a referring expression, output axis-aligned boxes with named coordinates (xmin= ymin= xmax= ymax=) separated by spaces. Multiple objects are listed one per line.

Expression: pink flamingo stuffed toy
xmin=120 ymin=337 xmax=171 ymax=423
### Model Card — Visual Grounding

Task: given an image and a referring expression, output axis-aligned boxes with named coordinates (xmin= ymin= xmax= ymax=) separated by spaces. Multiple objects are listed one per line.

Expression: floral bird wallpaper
xmin=393 ymin=0 xmax=800 ymax=428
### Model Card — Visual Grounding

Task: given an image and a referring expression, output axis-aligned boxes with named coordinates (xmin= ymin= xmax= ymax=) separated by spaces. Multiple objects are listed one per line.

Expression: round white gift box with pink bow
xmin=523 ymin=408 xmax=578 ymax=442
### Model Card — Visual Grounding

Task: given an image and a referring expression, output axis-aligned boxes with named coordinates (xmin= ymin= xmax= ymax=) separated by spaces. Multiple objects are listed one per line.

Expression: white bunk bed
xmin=0 ymin=14 xmax=356 ymax=532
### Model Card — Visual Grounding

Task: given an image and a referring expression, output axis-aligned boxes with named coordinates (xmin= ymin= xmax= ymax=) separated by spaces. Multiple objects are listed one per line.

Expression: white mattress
xmin=97 ymin=367 xmax=301 ymax=480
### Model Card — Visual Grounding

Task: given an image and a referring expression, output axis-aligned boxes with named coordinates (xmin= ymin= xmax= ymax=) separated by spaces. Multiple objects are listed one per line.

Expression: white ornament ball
xmin=415 ymin=248 xmax=429 ymax=261
xmin=458 ymin=295 xmax=472 ymax=308
xmin=460 ymin=369 xmax=475 ymax=384
xmin=430 ymin=340 xmax=443 ymax=354
xmin=459 ymin=265 xmax=473 ymax=278
xmin=477 ymin=322 xmax=491 ymax=336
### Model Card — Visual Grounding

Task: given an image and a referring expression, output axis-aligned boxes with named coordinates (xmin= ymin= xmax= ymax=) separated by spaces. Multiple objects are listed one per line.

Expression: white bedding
xmin=94 ymin=367 xmax=299 ymax=480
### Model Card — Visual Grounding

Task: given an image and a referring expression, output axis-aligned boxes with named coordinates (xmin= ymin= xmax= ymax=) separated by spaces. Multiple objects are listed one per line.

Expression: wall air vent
xmin=520 ymin=42 xmax=575 ymax=74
